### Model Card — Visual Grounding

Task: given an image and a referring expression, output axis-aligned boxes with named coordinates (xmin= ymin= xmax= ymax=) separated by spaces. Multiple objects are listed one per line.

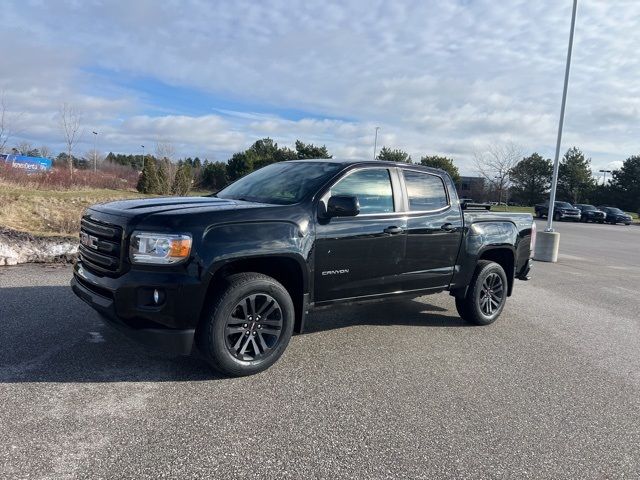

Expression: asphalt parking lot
xmin=1 ymin=220 xmax=639 ymax=479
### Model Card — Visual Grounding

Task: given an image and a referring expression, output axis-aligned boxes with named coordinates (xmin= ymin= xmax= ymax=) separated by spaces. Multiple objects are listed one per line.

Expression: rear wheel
xmin=455 ymin=260 xmax=508 ymax=326
xmin=197 ymin=273 xmax=294 ymax=376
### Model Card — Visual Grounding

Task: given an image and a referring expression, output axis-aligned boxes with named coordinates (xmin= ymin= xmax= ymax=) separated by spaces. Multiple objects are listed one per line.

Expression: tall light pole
xmin=141 ymin=145 xmax=145 ymax=169
xmin=535 ymin=0 xmax=578 ymax=263
xmin=92 ymin=131 xmax=98 ymax=172
xmin=599 ymin=169 xmax=611 ymax=185
xmin=546 ymin=0 xmax=578 ymax=233
xmin=372 ymin=127 xmax=380 ymax=160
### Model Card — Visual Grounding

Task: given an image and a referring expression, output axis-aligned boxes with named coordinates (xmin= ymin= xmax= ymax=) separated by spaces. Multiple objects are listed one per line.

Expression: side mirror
xmin=326 ymin=195 xmax=360 ymax=218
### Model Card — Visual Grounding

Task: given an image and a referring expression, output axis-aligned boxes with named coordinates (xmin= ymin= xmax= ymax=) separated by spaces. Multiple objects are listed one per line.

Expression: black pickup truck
xmin=71 ymin=160 xmax=535 ymax=376
xmin=534 ymin=201 xmax=581 ymax=221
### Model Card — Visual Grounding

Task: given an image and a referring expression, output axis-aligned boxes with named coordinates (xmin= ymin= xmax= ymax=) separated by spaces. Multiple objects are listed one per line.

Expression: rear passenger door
xmin=401 ymin=169 xmax=463 ymax=291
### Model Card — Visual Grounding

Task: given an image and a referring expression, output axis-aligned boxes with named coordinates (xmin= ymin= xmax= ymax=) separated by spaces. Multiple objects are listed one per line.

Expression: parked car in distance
xmin=459 ymin=198 xmax=474 ymax=208
xmin=574 ymin=204 xmax=606 ymax=223
xmin=597 ymin=206 xmax=633 ymax=225
xmin=71 ymin=159 xmax=535 ymax=377
xmin=534 ymin=201 xmax=581 ymax=221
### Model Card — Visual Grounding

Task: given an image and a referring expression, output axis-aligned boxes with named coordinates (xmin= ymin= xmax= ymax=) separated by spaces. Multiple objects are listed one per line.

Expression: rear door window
xmin=403 ymin=170 xmax=448 ymax=211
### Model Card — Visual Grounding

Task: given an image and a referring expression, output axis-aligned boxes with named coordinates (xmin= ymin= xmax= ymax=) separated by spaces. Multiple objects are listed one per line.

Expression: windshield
xmin=607 ymin=207 xmax=624 ymax=214
xmin=556 ymin=202 xmax=573 ymax=208
xmin=217 ymin=161 xmax=342 ymax=205
xmin=581 ymin=205 xmax=596 ymax=211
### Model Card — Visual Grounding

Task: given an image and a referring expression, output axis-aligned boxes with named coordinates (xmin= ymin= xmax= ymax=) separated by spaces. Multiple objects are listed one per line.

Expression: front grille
xmin=79 ymin=217 xmax=124 ymax=274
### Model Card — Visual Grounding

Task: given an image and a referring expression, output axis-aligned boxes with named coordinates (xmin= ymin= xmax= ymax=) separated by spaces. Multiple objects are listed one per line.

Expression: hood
xmin=88 ymin=196 xmax=272 ymax=220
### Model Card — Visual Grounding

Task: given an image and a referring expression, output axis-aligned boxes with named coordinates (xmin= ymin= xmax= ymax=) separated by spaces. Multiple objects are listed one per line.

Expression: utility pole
xmin=92 ymin=131 xmax=98 ymax=172
xmin=141 ymin=145 xmax=145 ymax=169
xmin=535 ymin=0 xmax=578 ymax=263
xmin=372 ymin=127 xmax=380 ymax=160
xmin=599 ymin=169 xmax=611 ymax=185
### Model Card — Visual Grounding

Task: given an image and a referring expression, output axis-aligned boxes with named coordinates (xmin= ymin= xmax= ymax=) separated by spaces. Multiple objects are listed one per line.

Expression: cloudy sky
xmin=1 ymin=0 xmax=639 ymax=174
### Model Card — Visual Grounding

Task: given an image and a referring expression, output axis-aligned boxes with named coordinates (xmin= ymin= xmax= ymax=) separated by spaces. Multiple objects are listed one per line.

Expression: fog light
xmin=153 ymin=289 xmax=160 ymax=304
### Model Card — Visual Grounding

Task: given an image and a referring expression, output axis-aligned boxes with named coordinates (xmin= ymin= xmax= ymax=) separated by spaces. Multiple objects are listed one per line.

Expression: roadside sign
xmin=0 ymin=154 xmax=52 ymax=172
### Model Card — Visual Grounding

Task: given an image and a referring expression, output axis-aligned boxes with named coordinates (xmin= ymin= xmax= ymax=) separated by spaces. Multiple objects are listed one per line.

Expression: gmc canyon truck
xmin=71 ymin=160 xmax=535 ymax=376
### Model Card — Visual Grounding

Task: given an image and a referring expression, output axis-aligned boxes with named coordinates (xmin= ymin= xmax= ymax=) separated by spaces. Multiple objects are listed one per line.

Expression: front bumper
xmin=559 ymin=211 xmax=581 ymax=220
xmin=70 ymin=261 xmax=206 ymax=355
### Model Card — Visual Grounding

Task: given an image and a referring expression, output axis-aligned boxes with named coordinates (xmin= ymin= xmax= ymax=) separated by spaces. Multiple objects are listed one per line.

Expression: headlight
xmin=129 ymin=232 xmax=192 ymax=265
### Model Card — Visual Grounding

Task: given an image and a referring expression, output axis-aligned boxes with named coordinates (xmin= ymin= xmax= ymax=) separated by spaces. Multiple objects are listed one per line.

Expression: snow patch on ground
xmin=0 ymin=228 xmax=78 ymax=266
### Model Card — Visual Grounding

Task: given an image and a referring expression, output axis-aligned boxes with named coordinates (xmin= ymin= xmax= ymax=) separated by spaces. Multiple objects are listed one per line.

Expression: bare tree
xmin=84 ymin=149 xmax=104 ymax=169
xmin=0 ymin=91 xmax=16 ymax=154
xmin=155 ymin=140 xmax=176 ymax=161
xmin=474 ymin=141 xmax=522 ymax=205
xmin=15 ymin=141 xmax=33 ymax=155
xmin=39 ymin=145 xmax=53 ymax=159
xmin=59 ymin=103 xmax=83 ymax=177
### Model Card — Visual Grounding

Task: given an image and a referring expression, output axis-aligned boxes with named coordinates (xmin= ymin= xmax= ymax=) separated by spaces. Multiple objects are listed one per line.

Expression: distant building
xmin=456 ymin=176 xmax=486 ymax=201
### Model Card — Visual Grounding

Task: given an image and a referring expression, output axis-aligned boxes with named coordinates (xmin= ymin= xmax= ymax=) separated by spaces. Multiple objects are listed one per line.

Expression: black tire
xmin=535 ymin=210 xmax=542 ymax=219
xmin=455 ymin=260 xmax=508 ymax=326
xmin=196 ymin=272 xmax=294 ymax=377
xmin=554 ymin=212 xmax=560 ymax=221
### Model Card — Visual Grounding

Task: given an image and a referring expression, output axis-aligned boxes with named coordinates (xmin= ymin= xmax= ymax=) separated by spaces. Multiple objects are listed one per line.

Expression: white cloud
xmin=2 ymin=0 xmax=640 ymax=174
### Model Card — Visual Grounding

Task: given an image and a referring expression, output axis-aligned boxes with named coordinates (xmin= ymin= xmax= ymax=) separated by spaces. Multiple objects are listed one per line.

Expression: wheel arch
xmin=478 ymin=247 xmax=515 ymax=296
xmin=202 ymin=254 xmax=308 ymax=334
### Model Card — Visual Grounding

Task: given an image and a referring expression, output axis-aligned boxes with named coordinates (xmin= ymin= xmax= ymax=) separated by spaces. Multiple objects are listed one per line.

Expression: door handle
xmin=383 ymin=226 xmax=403 ymax=235
xmin=441 ymin=223 xmax=456 ymax=232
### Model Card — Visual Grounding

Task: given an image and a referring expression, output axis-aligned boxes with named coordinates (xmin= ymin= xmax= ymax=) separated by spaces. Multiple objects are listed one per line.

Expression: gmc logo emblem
xmin=80 ymin=232 xmax=99 ymax=250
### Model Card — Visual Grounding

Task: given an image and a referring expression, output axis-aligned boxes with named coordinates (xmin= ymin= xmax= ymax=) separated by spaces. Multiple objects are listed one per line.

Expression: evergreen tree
xmin=558 ymin=147 xmax=595 ymax=203
xmin=171 ymin=162 xmax=193 ymax=196
xmin=419 ymin=155 xmax=460 ymax=183
xmin=200 ymin=161 xmax=229 ymax=191
xmin=136 ymin=157 xmax=160 ymax=194
xmin=156 ymin=159 xmax=172 ymax=195
xmin=509 ymin=153 xmax=553 ymax=205
xmin=377 ymin=146 xmax=411 ymax=163
xmin=227 ymin=152 xmax=254 ymax=181
xmin=295 ymin=140 xmax=332 ymax=159
xmin=610 ymin=155 xmax=640 ymax=212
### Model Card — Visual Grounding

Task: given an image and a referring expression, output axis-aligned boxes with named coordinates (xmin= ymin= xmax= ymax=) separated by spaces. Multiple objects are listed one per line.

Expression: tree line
xmin=135 ymin=138 xmax=332 ymax=195
xmin=3 ymin=128 xmax=638 ymax=212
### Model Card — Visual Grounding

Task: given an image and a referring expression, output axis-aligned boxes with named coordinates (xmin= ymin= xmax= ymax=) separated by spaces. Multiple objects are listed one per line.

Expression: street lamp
xmin=92 ymin=131 xmax=98 ymax=172
xmin=141 ymin=145 xmax=145 ymax=169
xmin=599 ymin=169 xmax=612 ymax=185
xmin=535 ymin=0 xmax=578 ymax=263
xmin=372 ymin=127 xmax=380 ymax=160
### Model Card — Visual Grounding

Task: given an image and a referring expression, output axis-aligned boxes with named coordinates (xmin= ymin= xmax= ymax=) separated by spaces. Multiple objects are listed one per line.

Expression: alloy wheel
xmin=479 ymin=272 xmax=504 ymax=316
xmin=225 ymin=293 xmax=283 ymax=361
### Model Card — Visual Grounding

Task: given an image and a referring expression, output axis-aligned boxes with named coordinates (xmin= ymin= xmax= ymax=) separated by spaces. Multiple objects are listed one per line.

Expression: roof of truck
xmin=285 ymin=158 xmax=448 ymax=177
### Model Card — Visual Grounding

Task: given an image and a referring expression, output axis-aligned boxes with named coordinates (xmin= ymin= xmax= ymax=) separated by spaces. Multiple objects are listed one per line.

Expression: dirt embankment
xmin=0 ymin=228 xmax=77 ymax=265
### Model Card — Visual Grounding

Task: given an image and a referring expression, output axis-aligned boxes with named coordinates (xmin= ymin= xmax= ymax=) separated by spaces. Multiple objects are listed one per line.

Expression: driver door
xmin=314 ymin=167 xmax=407 ymax=303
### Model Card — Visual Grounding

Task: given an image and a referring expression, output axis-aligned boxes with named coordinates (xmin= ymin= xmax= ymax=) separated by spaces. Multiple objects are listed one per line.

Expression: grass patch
xmin=0 ymin=182 xmax=148 ymax=237
xmin=0 ymin=182 xmax=215 ymax=237
xmin=490 ymin=205 xmax=535 ymax=214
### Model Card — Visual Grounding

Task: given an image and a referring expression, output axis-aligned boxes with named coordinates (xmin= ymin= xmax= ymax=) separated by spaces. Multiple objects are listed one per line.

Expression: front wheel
xmin=455 ymin=260 xmax=508 ymax=326
xmin=197 ymin=272 xmax=294 ymax=376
